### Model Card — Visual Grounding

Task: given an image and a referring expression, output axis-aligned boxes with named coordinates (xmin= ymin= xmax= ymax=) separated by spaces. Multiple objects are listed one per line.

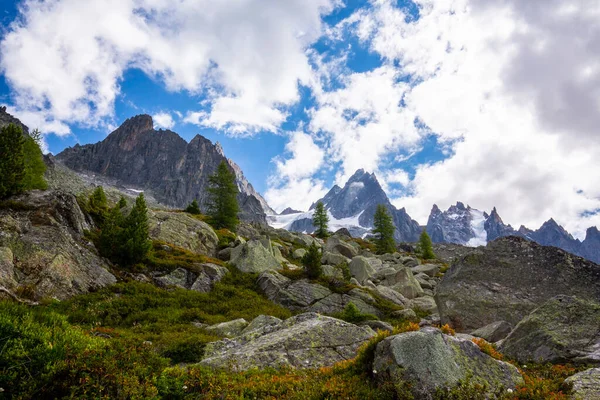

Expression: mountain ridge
xmin=55 ymin=114 xmax=272 ymax=224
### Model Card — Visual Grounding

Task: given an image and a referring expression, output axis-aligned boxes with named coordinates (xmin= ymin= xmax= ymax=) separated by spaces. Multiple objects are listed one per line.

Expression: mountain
xmin=268 ymin=169 xmax=421 ymax=242
xmin=56 ymin=114 xmax=272 ymax=224
xmin=426 ymin=203 xmax=600 ymax=264
xmin=0 ymin=106 xmax=29 ymax=134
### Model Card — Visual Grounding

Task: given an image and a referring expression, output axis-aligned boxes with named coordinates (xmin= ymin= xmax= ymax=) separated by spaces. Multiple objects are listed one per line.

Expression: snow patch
xmin=466 ymin=209 xmax=487 ymax=247
xmin=127 ymin=188 xmax=144 ymax=194
xmin=349 ymin=182 xmax=364 ymax=189
xmin=267 ymin=210 xmax=314 ymax=230
xmin=267 ymin=209 xmax=368 ymax=233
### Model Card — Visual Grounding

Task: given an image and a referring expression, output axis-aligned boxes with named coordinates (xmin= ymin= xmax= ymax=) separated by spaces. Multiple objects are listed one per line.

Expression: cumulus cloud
xmin=264 ymin=131 xmax=328 ymax=212
xmin=344 ymin=0 xmax=600 ymax=237
xmin=309 ymin=66 xmax=422 ymax=184
xmin=152 ymin=111 xmax=174 ymax=129
xmin=1 ymin=0 xmax=339 ymax=136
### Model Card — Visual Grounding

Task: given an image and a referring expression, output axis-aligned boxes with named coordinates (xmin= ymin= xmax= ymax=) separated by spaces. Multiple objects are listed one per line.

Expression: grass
xmin=47 ymin=270 xmax=291 ymax=365
xmin=144 ymin=240 xmax=225 ymax=273
xmin=1 ymin=299 xmax=586 ymax=399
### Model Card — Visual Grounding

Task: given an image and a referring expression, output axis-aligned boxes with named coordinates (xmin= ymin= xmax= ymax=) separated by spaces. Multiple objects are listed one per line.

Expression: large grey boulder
xmin=379 ymin=268 xmax=424 ymax=299
xmin=149 ymin=211 xmax=219 ymax=257
xmin=206 ymin=319 xmax=249 ymax=338
xmin=190 ymin=264 xmax=229 ymax=293
xmin=374 ymin=285 xmax=408 ymax=307
xmin=292 ymin=248 xmax=307 ymax=260
xmin=408 ymin=296 xmax=439 ymax=314
xmin=325 ymin=236 xmax=359 ymax=259
xmin=435 ymin=236 xmax=600 ymax=332
xmin=0 ymin=190 xmax=116 ymax=300
xmin=412 ymin=263 xmax=440 ymax=277
xmin=348 ymin=256 xmax=376 ymax=283
xmin=565 ymin=368 xmax=600 ymax=400
xmin=309 ymin=291 xmax=381 ymax=317
xmin=201 ymin=313 xmax=375 ymax=370
xmin=499 ymin=295 xmax=600 ymax=364
xmin=230 ymin=239 xmax=281 ymax=273
xmin=321 ymin=251 xmax=350 ymax=266
xmin=257 ymin=271 xmax=331 ymax=310
xmin=471 ymin=321 xmax=513 ymax=343
xmin=155 ymin=264 xmax=228 ymax=292
xmin=0 ymin=247 xmax=16 ymax=289
xmin=373 ymin=327 xmax=523 ymax=399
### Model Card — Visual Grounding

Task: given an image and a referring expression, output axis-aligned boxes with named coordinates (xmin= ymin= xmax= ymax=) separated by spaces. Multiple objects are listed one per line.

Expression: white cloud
xmin=309 ymin=66 xmax=422 ymax=185
xmin=1 ymin=0 xmax=339 ymax=136
xmin=345 ymin=0 xmax=600 ymax=238
xmin=265 ymin=131 xmax=328 ymax=212
xmin=152 ymin=111 xmax=174 ymax=129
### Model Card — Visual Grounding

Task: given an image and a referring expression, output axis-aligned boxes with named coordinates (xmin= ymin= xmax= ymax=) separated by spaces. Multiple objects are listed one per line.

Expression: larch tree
xmin=312 ymin=201 xmax=329 ymax=238
xmin=373 ymin=204 xmax=396 ymax=254
xmin=0 ymin=124 xmax=26 ymax=199
xmin=206 ymin=161 xmax=240 ymax=231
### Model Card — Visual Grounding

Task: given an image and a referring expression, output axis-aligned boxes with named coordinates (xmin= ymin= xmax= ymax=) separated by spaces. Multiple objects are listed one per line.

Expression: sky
xmin=1 ymin=0 xmax=599 ymax=238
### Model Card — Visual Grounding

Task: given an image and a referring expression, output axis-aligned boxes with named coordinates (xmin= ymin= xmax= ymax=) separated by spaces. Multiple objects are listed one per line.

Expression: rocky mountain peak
xmin=280 ymin=207 xmax=302 ymax=215
xmin=55 ymin=114 xmax=273 ymax=223
xmin=585 ymin=226 xmax=600 ymax=240
xmin=0 ymin=105 xmax=30 ymax=135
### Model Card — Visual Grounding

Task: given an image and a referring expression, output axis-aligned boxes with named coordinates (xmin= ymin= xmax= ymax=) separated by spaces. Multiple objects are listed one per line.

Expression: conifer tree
xmin=418 ymin=229 xmax=436 ymax=260
xmin=122 ymin=193 xmax=152 ymax=265
xmin=302 ymin=242 xmax=322 ymax=279
xmin=89 ymin=186 xmax=108 ymax=211
xmin=117 ymin=196 xmax=127 ymax=209
xmin=0 ymin=124 xmax=26 ymax=199
xmin=312 ymin=201 xmax=329 ymax=238
xmin=206 ymin=161 xmax=240 ymax=231
xmin=22 ymin=133 xmax=47 ymax=191
xmin=185 ymin=199 xmax=201 ymax=215
xmin=373 ymin=204 xmax=396 ymax=254
xmin=98 ymin=205 xmax=125 ymax=261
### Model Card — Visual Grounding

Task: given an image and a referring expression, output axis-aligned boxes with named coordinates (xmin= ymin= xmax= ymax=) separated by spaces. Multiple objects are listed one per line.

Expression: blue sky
xmin=0 ymin=0 xmax=431 ymax=200
xmin=1 ymin=0 xmax=599 ymax=237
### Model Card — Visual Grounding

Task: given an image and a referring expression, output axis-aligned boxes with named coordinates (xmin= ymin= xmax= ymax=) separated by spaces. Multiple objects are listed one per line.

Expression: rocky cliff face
xmin=0 ymin=106 xmax=29 ymax=134
xmin=435 ymin=236 xmax=600 ymax=332
xmin=56 ymin=115 xmax=271 ymax=224
xmin=273 ymin=169 xmax=421 ymax=242
xmin=426 ymin=202 xmax=600 ymax=264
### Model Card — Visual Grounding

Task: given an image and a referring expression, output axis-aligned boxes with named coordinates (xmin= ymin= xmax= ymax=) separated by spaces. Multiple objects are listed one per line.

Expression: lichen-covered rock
xmin=155 ymin=264 xmax=228 ymax=292
xmin=0 ymin=247 xmax=16 ymax=289
xmin=149 ymin=211 xmax=219 ymax=257
xmin=374 ymin=285 xmax=408 ymax=307
xmin=412 ymin=263 xmax=440 ymax=277
xmin=190 ymin=264 xmax=228 ymax=293
xmin=155 ymin=268 xmax=190 ymax=288
xmin=373 ymin=327 xmax=523 ymax=399
xmin=0 ymin=190 xmax=116 ymax=300
xmin=257 ymin=271 xmax=331 ymax=310
xmin=380 ymin=268 xmax=424 ymax=299
xmin=321 ymin=251 xmax=350 ymax=266
xmin=348 ymin=256 xmax=375 ymax=283
xmin=206 ymin=319 xmax=249 ymax=338
xmin=565 ymin=368 xmax=600 ymax=400
xmin=471 ymin=321 xmax=513 ymax=343
xmin=309 ymin=292 xmax=381 ymax=317
xmin=201 ymin=313 xmax=375 ymax=370
xmin=392 ymin=309 xmax=417 ymax=320
xmin=409 ymin=296 xmax=439 ymax=314
xmin=325 ymin=236 xmax=359 ymax=259
xmin=242 ymin=315 xmax=282 ymax=335
xmin=435 ymin=236 xmax=600 ymax=332
xmin=499 ymin=295 xmax=600 ymax=364
xmin=292 ymin=248 xmax=307 ymax=259
xmin=230 ymin=239 xmax=281 ymax=273
xmin=321 ymin=265 xmax=344 ymax=280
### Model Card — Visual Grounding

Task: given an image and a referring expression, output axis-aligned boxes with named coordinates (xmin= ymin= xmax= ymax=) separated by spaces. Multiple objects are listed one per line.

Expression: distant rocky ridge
xmin=269 ymin=169 xmax=421 ymax=242
xmin=55 ymin=114 xmax=272 ymax=224
xmin=427 ymin=202 xmax=600 ymax=264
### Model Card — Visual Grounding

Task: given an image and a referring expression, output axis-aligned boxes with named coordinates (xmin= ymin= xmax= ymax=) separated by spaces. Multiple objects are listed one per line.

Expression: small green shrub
xmin=336 ymin=302 xmax=378 ymax=324
xmin=302 ymin=242 xmax=322 ymax=279
xmin=184 ymin=199 xmax=201 ymax=215
xmin=215 ymin=228 xmax=236 ymax=248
